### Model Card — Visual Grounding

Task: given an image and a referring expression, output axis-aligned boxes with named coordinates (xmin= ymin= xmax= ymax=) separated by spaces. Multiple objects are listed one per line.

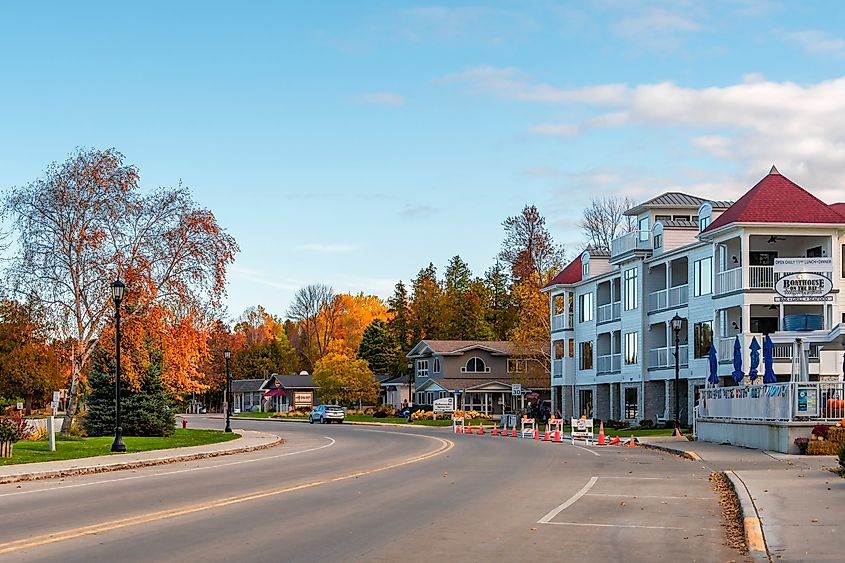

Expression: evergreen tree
xmin=358 ymin=319 xmax=402 ymax=376
xmin=122 ymin=350 xmax=175 ymax=437
xmin=410 ymin=263 xmax=444 ymax=342
xmin=484 ymin=261 xmax=518 ymax=340
xmin=442 ymin=256 xmax=492 ymax=340
xmin=387 ymin=281 xmax=412 ymax=354
xmin=83 ymin=348 xmax=123 ymax=437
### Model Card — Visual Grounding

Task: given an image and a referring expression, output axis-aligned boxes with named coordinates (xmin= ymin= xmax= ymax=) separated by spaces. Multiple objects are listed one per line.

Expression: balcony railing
xmin=611 ymin=230 xmax=651 ymax=257
xmin=749 ymin=266 xmax=832 ymax=290
xmin=718 ymin=334 xmax=821 ymax=362
xmin=596 ymin=301 xmax=622 ymax=323
xmin=648 ymin=284 xmax=689 ymax=312
xmin=596 ymin=353 xmax=622 ymax=375
xmin=648 ymin=344 xmax=689 ymax=369
xmin=716 ymin=267 xmax=742 ymax=294
xmin=551 ymin=314 xmax=568 ymax=332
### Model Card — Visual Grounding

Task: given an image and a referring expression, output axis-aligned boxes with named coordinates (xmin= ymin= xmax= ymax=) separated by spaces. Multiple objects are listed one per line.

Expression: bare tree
xmin=579 ymin=196 xmax=634 ymax=251
xmin=3 ymin=148 xmax=238 ymax=433
xmin=287 ymin=284 xmax=339 ymax=369
xmin=499 ymin=205 xmax=565 ymax=287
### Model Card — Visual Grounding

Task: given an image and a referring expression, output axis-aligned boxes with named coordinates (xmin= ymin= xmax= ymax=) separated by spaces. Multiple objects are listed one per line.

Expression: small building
xmin=230 ymin=373 xmax=317 ymax=413
xmin=379 ymin=374 xmax=414 ymax=409
xmin=407 ymin=340 xmax=549 ymax=416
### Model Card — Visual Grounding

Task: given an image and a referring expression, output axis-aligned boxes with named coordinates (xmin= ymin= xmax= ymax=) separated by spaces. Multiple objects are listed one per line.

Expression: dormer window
xmin=581 ymin=250 xmax=591 ymax=278
xmin=462 ymin=357 xmax=489 ymax=373
xmin=652 ymin=222 xmax=664 ymax=249
xmin=698 ymin=202 xmax=712 ymax=232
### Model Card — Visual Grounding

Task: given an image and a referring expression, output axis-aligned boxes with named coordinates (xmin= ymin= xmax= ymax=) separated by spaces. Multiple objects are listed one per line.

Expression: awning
xmin=264 ymin=388 xmax=286 ymax=397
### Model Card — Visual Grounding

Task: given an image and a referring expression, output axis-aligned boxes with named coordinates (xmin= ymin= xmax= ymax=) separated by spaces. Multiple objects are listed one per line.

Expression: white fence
xmin=698 ymin=382 xmax=845 ymax=422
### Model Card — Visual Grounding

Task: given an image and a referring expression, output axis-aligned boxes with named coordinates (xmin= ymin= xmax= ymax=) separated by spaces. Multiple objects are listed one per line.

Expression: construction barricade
xmin=520 ymin=417 xmax=536 ymax=438
xmin=452 ymin=416 xmax=465 ymax=434
xmin=570 ymin=417 xmax=594 ymax=445
xmin=547 ymin=418 xmax=564 ymax=442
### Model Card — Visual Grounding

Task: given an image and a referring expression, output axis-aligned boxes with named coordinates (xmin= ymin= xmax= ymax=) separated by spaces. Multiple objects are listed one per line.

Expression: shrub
xmin=0 ymin=413 xmax=32 ymax=443
xmin=373 ymin=410 xmax=388 ymax=418
xmin=638 ymin=419 xmax=654 ymax=429
xmin=812 ymin=424 xmax=830 ymax=439
xmin=29 ymin=426 xmax=49 ymax=441
xmin=794 ymin=437 xmax=809 ymax=455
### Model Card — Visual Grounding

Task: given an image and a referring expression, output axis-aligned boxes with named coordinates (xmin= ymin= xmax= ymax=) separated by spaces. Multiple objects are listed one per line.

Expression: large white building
xmin=543 ymin=167 xmax=845 ymax=425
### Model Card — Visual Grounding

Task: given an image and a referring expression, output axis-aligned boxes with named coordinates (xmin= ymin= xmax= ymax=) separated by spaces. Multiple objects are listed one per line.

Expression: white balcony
xmin=596 ymin=353 xmax=622 ymax=375
xmin=749 ymin=266 xmax=832 ymax=290
xmin=719 ymin=334 xmax=822 ymax=362
xmin=648 ymin=284 xmax=689 ymax=312
xmin=552 ymin=358 xmax=564 ymax=378
xmin=551 ymin=314 xmax=567 ymax=332
xmin=596 ymin=301 xmax=621 ymax=323
xmin=611 ymin=230 xmax=651 ymax=257
xmin=648 ymin=344 xmax=689 ymax=369
xmin=716 ymin=267 xmax=742 ymax=294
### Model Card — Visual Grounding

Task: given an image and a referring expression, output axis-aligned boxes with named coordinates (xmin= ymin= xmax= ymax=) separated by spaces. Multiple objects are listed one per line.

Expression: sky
xmin=2 ymin=1 xmax=845 ymax=320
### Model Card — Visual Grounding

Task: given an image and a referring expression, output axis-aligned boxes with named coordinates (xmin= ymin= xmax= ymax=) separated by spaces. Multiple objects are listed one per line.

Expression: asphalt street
xmin=0 ymin=417 xmax=746 ymax=563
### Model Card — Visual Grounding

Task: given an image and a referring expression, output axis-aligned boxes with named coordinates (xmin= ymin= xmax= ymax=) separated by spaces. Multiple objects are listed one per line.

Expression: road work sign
xmin=570 ymin=418 xmax=594 ymax=444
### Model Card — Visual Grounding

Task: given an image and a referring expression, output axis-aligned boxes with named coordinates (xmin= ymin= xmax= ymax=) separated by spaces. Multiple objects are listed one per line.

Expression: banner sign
xmin=773 ymin=257 xmax=833 ymax=273
xmin=774 ymin=272 xmax=832 ymax=302
xmin=698 ymin=384 xmax=790 ymax=421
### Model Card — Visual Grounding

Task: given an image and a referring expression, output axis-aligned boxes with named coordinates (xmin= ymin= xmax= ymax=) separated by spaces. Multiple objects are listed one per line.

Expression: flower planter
xmin=0 ymin=440 xmax=12 ymax=458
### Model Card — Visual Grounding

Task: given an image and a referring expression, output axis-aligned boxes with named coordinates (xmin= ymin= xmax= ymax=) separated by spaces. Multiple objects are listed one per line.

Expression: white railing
xmin=719 ymin=334 xmax=822 ymax=361
xmin=648 ymin=284 xmax=689 ymax=312
xmin=749 ymin=266 xmax=832 ymax=290
xmin=716 ymin=267 xmax=742 ymax=294
xmin=552 ymin=314 xmax=568 ymax=331
xmin=648 ymin=344 xmax=689 ymax=369
xmin=718 ymin=336 xmax=735 ymax=361
xmin=698 ymin=382 xmax=845 ymax=422
xmin=596 ymin=353 xmax=622 ymax=374
xmin=611 ymin=230 xmax=651 ymax=257
xmin=552 ymin=359 xmax=563 ymax=378
xmin=612 ymin=353 xmax=621 ymax=372
xmin=596 ymin=301 xmax=621 ymax=323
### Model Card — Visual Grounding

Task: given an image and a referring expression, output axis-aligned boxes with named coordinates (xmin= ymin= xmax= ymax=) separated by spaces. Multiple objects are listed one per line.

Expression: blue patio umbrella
xmin=731 ymin=335 xmax=744 ymax=384
xmin=748 ymin=337 xmax=761 ymax=382
xmin=762 ymin=335 xmax=777 ymax=384
xmin=707 ymin=345 xmax=719 ymax=386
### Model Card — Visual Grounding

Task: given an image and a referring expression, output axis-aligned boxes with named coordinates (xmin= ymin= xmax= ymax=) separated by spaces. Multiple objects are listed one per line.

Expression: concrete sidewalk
xmin=641 ymin=437 xmax=843 ymax=562
xmin=0 ymin=429 xmax=281 ymax=485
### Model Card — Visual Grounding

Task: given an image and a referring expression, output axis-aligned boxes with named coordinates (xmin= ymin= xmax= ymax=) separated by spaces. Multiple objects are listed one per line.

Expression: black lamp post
xmin=670 ymin=313 xmax=685 ymax=433
xmin=224 ymin=349 xmax=232 ymax=433
xmin=111 ymin=279 xmax=127 ymax=453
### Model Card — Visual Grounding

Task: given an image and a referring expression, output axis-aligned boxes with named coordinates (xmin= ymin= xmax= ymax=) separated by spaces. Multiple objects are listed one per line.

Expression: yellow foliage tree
xmin=332 ymin=293 xmax=391 ymax=354
xmin=313 ymin=347 xmax=379 ymax=406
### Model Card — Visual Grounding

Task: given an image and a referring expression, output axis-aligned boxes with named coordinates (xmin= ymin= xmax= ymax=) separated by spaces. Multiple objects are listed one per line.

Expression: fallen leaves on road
xmin=710 ymin=472 xmax=747 ymax=556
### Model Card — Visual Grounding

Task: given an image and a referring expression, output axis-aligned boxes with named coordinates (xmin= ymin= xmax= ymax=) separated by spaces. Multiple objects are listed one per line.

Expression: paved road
xmin=0 ymin=418 xmax=745 ymax=562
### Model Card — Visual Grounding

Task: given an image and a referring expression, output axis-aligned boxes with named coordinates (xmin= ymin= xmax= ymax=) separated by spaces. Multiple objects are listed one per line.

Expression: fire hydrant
xmin=181 ymin=417 xmax=188 ymax=429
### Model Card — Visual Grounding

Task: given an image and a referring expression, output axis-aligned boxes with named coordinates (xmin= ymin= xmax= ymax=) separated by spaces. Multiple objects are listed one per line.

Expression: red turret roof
xmin=831 ymin=202 xmax=845 ymax=219
xmin=703 ymin=167 xmax=845 ymax=233
xmin=544 ymin=254 xmax=582 ymax=288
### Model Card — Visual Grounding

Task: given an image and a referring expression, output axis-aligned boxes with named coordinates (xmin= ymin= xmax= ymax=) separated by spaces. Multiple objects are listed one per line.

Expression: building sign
xmin=773 ymin=257 xmax=833 ymax=273
xmin=774 ymin=272 xmax=833 ymax=302
xmin=795 ymin=386 xmax=819 ymax=416
xmin=698 ymin=384 xmax=791 ymax=420
xmin=293 ymin=391 xmax=313 ymax=408
xmin=433 ymin=397 xmax=454 ymax=413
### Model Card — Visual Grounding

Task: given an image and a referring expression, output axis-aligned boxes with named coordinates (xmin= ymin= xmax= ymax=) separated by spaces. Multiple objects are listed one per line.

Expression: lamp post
xmin=671 ymin=313 xmax=685 ymax=433
xmin=224 ymin=349 xmax=232 ymax=433
xmin=111 ymin=279 xmax=126 ymax=453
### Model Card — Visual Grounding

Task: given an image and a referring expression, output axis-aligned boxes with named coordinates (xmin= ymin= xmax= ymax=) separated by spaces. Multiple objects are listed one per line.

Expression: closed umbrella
xmin=707 ymin=345 xmax=719 ymax=386
xmin=732 ymin=335 xmax=744 ymax=384
xmin=762 ymin=335 xmax=777 ymax=384
xmin=748 ymin=337 xmax=760 ymax=382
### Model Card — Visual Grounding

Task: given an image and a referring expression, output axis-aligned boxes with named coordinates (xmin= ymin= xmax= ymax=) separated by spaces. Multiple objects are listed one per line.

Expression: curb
xmin=0 ymin=433 xmax=283 ymax=485
xmin=724 ymin=470 xmax=770 ymax=563
xmin=638 ymin=442 xmax=701 ymax=461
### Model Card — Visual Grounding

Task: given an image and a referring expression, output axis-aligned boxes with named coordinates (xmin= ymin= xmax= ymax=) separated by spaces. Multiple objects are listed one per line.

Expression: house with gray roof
xmin=230 ymin=373 xmax=317 ymax=413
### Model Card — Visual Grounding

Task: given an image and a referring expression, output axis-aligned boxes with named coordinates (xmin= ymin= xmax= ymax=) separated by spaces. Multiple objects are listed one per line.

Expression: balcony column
xmin=740 ymin=232 xmax=749 ymax=290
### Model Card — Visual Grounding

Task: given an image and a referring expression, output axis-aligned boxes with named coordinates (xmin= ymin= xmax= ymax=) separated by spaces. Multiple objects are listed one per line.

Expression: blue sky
xmin=3 ymin=1 xmax=845 ymax=319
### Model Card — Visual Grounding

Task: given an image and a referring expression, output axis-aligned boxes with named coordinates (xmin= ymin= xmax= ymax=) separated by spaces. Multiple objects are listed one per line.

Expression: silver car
xmin=309 ymin=405 xmax=345 ymax=424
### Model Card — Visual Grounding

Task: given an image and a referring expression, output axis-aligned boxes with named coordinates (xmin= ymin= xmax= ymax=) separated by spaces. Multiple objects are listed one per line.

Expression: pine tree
xmin=387 ymin=281 xmax=412 ymax=355
xmin=484 ymin=261 xmax=518 ymax=340
xmin=83 ymin=348 xmax=122 ymax=437
xmin=443 ymin=256 xmax=492 ymax=340
xmin=410 ymin=263 xmax=444 ymax=342
xmin=357 ymin=319 xmax=402 ymax=376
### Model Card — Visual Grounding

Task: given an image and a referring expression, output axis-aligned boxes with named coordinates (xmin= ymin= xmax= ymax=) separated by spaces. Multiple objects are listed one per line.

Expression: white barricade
xmin=571 ymin=418 xmax=594 ymax=445
xmin=520 ymin=417 xmax=536 ymax=438
xmin=452 ymin=416 xmax=465 ymax=434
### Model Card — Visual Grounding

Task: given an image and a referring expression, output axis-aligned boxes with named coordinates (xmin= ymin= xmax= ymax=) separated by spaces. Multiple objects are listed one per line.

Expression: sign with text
xmin=773 ymin=257 xmax=833 ymax=273
xmin=698 ymin=384 xmax=790 ymax=421
xmin=511 ymin=384 xmax=522 ymax=396
xmin=570 ymin=418 xmax=594 ymax=444
xmin=795 ymin=386 xmax=819 ymax=417
xmin=774 ymin=272 xmax=833 ymax=302
xmin=433 ymin=397 xmax=455 ymax=413
xmin=293 ymin=391 xmax=313 ymax=408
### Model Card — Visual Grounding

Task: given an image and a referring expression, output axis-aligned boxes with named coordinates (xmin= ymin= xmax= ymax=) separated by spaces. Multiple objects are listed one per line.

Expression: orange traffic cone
xmin=553 ymin=429 xmax=562 ymax=443
xmin=478 ymin=424 xmax=484 ymax=435
xmin=608 ymin=436 xmax=621 ymax=445
xmin=533 ymin=427 xmax=540 ymax=440
xmin=598 ymin=421 xmax=606 ymax=445
xmin=455 ymin=424 xmax=461 ymax=434
xmin=543 ymin=427 xmax=551 ymax=441
xmin=492 ymin=424 xmax=498 ymax=436
xmin=674 ymin=426 xmax=683 ymax=438
xmin=511 ymin=426 xmax=517 ymax=438
xmin=626 ymin=435 xmax=637 ymax=447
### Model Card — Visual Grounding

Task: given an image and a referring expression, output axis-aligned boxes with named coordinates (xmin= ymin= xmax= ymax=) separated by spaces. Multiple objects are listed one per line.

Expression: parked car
xmin=309 ymin=405 xmax=345 ymax=424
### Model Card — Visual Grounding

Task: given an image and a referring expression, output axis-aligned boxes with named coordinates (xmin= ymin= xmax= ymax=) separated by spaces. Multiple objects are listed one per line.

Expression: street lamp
xmin=224 ymin=349 xmax=232 ymax=433
xmin=670 ymin=313 xmax=686 ymax=433
xmin=111 ymin=279 xmax=126 ymax=453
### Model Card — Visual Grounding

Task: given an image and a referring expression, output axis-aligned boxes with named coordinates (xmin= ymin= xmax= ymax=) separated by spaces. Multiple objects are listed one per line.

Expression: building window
xmin=417 ymin=360 xmax=429 ymax=378
xmin=463 ymin=357 xmax=488 ymax=373
xmin=653 ymin=233 xmax=662 ymax=249
xmin=694 ymin=257 xmax=713 ymax=297
xmin=699 ymin=216 xmax=711 ymax=231
xmin=554 ymin=294 xmax=566 ymax=315
xmin=579 ymin=390 xmax=593 ymax=417
xmin=655 ymin=214 xmax=670 ymax=222
xmin=568 ymin=338 xmax=575 ymax=358
xmin=623 ymin=268 xmax=638 ymax=310
xmin=554 ymin=340 xmax=565 ymax=360
xmin=625 ymin=332 xmax=638 ymax=364
xmin=842 ymin=245 xmax=845 ymax=278
xmin=694 ymin=321 xmax=713 ymax=359
xmin=579 ymin=341 xmax=593 ymax=370
xmin=508 ymin=359 xmax=526 ymax=373
xmin=579 ymin=292 xmax=594 ymax=322
xmin=582 ymin=261 xmax=589 ymax=277
xmin=624 ymin=387 xmax=638 ymax=420
xmin=433 ymin=358 xmax=441 ymax=374
xmin=638 ymin=217 xmax=649 ymax=241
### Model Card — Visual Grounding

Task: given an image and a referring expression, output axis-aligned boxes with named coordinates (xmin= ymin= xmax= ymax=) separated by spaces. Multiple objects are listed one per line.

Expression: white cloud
xmin=357 ymin=92 xmax=406 ymax=106
xmin=229 ymin=266 xmax=302 ymax=292
xmin=784 ymin=30 xmax=845 ymax=57
xmin=298 ymin=243 xmax=358 ymax=253
xmin=448 ymin=66 xmax=845 ymax=201
xmin=530 ymin=123 xmax=580 ymax=137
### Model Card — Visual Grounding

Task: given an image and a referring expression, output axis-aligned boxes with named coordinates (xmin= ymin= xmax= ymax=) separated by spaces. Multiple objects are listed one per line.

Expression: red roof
xmin=831 ymin=202 xmax=845 ymax=219
xmin=544 ymin=254 xmax=582 ymax=288
xmin=703 ymin=169 xmax=845 ymax=233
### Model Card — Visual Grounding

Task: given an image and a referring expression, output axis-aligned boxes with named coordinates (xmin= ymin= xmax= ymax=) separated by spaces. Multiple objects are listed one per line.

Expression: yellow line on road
xmin=0 ymin=435 xmax=453 ymax=555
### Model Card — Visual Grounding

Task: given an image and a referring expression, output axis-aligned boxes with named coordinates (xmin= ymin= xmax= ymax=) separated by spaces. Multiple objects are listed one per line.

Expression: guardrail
xmin=698 ymin=381 xmax=845 ymax=422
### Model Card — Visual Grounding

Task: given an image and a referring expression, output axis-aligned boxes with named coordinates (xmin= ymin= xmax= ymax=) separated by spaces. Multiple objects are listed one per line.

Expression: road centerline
xmin=537 ymin=475 xmax=598 ymax=524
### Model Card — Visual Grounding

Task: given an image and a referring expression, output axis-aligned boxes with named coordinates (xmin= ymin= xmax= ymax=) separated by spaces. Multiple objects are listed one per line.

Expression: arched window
xmin=433 ymin=358 xmax=441 ymax=373
xmin=698 ymin=202 xmax=712 ymax=232
xmin=463 ymin=356 xmax=487 ymax=373
xmin=581 ymin=250 xmax=591 ymax=278
xmin=652 ymin=222 xmax=664 ymax=249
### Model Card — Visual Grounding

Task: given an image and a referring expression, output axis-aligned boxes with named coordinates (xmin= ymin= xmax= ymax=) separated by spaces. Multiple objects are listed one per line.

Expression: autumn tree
xmin=2 ymin=148 xmax=238 ymax=433
xmin=357 ymin=318 xmax=402 ymax=376
xmin=499 ymin=205 xmax=565 ymax=287
xmin=442 ymin=256 xmax=492 ymax=340
xmin=509 ymin=275 xmax=553 ymax=379
xmin=287 ymin=284 xmax=339 ymax=370
xmin=0 ymin=300 xmax=64 ymax=414
xmin=332 ymin=293 xmax=391 ymax=354
xmin=580 ymin=196 xmax=634 ymax=251
xmin=409 ymin=263 xmax=444 ymax=342
xmin=313 ymin=348 xmax=379 ymax=406
xmin=229 ymin=305 xmax=298 ymax=378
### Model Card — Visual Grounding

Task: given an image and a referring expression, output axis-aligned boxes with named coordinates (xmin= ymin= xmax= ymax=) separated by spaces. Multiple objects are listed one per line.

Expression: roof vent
xmin=769 ymin=165 xmax=780 ymax=175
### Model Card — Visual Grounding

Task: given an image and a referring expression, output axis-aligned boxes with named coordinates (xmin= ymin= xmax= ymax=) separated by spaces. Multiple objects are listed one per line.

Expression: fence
xmin=697 ymin=381 xmax=845 ymax=422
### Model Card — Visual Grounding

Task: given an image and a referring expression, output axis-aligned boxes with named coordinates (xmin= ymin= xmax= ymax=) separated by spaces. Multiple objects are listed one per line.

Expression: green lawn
xmin=0 ymin=429 xmax=239 ymax=466
xmin=234 ymin=412 xmax=276 ymax=418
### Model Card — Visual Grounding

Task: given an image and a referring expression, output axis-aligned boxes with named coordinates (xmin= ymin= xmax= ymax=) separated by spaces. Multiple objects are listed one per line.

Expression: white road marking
xmin=572 ymin=445 xmax=600 ymax=456
xmin=0 ymin=437 xmax=337 ymax=498
xmin=544 ymin=522 xmax=718 ymax=531
xmin=537 ymin=476 xmax=598 ymax=524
